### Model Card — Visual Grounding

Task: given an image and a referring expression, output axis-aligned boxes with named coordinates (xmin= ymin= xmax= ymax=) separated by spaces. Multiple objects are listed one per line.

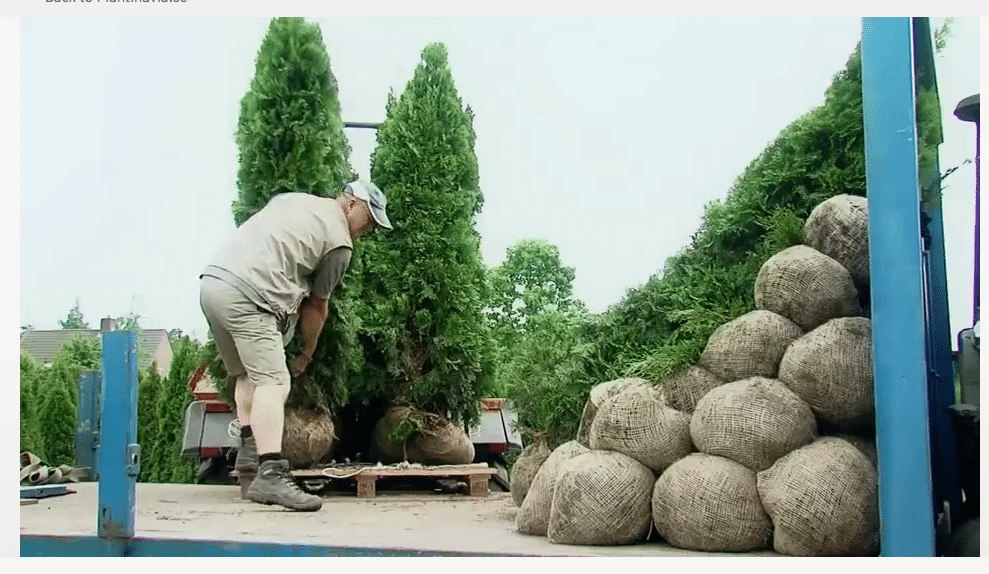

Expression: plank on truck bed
xmin=291 ymin=463 xmax=497 ymax=498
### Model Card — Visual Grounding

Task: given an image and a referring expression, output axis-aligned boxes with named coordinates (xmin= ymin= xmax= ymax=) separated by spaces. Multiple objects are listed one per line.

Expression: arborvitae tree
xmin=206 ymin=17 xmax=361 ymax=416
xmin=148 ymin=339 xmax=200 ymax=483
xmin=354 ymin=43 xmax=494 ymax=428
xmin=137 ymin=363 xmax=162 ymax=482
xmin=20 ymin=353 xmax=46 ymax=457
xmin=37 ymin=355 xmax=79 ymax=467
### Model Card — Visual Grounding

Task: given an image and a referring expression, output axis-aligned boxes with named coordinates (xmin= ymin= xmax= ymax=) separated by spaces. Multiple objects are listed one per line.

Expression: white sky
xmin=14 ymin=16 xmax=982 ymax=349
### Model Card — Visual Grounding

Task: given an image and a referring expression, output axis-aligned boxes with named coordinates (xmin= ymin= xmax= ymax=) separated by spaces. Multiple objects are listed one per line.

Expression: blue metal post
xmin=74 ymin=371 xmax=101 ymax=477
xmin=97 ymin=331 xmax=140 ymax=544
xmin=911 ymin=16 xmax=961 ymax=542
xmin=861 ymin=17 xmax=936 ymax=557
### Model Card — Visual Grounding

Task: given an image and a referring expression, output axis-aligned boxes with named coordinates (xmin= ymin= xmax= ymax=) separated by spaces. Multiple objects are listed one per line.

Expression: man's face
xmin=350 ymin=198 xmax=376 ymax=238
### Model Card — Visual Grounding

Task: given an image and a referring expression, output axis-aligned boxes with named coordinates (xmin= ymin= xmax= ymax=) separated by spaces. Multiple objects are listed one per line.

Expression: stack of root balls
xmin=512 ymin=194 xmax=881 ymax=556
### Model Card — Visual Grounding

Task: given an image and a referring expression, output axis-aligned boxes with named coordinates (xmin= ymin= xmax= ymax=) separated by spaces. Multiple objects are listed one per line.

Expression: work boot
xmin=247 ymin=459 xmax=323 ymax=511
xmin=235 ymin=435 xmax=258 ymax=475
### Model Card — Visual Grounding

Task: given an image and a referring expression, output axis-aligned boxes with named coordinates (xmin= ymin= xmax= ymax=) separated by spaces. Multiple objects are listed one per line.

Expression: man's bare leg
xmin=233 ymin=374 xmax=259 ymax=478
xmin=251 ymin=384 xmax=290 ymax=456
xmin=234 ymin=374 xmax=254 ymax=426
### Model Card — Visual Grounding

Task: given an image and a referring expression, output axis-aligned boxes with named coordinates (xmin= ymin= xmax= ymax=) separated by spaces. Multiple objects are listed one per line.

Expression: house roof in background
xmin=20 ymin=329 xmax=171 ymax=371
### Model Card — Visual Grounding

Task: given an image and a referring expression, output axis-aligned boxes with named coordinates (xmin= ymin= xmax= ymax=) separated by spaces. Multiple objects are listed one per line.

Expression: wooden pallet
xmin=290 ymin=463 xmax=498 ymax=499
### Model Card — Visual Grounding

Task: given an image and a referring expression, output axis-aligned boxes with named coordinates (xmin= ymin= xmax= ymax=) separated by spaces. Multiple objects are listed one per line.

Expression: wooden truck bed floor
xmin=19 ymin=482 xmax=779 ymax=557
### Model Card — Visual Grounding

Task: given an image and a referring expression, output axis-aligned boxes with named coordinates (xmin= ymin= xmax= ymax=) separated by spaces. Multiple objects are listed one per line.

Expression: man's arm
xmin=294 ymin=247 xmax=352 ymax=370
xmin=297 ymin=294 xmax=328 ymax=360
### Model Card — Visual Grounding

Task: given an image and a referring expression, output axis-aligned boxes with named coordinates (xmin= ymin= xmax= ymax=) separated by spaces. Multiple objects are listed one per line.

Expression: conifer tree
xmin=354 ymin=43 xmax=494 ymax=428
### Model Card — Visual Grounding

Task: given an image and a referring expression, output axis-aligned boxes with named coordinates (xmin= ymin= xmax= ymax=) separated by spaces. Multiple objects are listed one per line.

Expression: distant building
xmin=19 ymin=317 xmax=173 ymax=378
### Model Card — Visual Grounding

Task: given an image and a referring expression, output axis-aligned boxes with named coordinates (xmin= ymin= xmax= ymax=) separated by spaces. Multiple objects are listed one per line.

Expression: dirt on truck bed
xmin=19 ymin=483 xmax=779 ymax=557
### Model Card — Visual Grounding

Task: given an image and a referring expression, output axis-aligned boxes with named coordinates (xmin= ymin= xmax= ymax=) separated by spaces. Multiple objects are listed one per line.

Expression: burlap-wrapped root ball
xmin=589 ymin=387 xmax=692 ymax=473
xmin=372 ymin=406 xmax=474 ymax=465
xmin=691 ymin=377 xmax=817 ymax=472
xmin=652 ymin=453 xmax=772 ymax=552
xmin=510 ymin=434 xmax=551 ymax=507
xmin=548 ymin=451 xmax=654 ymax=546
xmin=778 ymin=317 xmax=874 ymax=430
xmin=576 ymin=378 xmax=650 ymax=446
xmin=699 ymin=310 xmax=804 ymax=382
xmin=663 ymin=366 xmax=724 ymax=414
xmin=516 ymin=441 xmax=591 ymax=536
xmin=757 ymin=437 xmax=880 ymax=556
xmin=754 ymin=245 xmax=861 ymax=332
xmin=829 ymin=434 xmax=878 ymax=468
xmin=281 ymin=407 xmax=337 ymax=469
xmin=804 ymin=194 xmax=870 ymax=287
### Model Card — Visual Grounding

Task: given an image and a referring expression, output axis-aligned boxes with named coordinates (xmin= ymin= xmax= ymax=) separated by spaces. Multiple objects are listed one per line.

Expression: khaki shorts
xmin=199 ymin=275 xmax=290 ymax=387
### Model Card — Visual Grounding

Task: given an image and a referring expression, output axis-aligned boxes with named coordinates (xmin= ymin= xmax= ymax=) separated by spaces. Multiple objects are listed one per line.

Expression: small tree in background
xmin=20 ymin=353 xmax=46 ymax=457
xmin=353 ymin=43 xmax=494 ymax=428
xmin=59 ymin=298 xmax=89 ymax=330
xmin=147 ymin=339 xmax=201 ymax=483
xmin=486 ymin=239 xmax=584 ymax=394
xmin=36 ymin=355 xmax=79 ymax=467
xmin=206 ymin=16 xmax=361 ymax=417
xmin=137 ymin=363 xmax=163 ymax=483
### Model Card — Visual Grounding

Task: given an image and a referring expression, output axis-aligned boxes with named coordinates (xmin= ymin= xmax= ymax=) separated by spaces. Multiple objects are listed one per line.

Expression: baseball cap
xmin=343 ymin=180 xmax=393 ymax=230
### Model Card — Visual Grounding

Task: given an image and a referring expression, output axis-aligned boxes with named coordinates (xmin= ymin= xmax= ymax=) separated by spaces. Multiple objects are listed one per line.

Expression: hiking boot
xmin=235 ymin=435 xmax=258 ymax=475
xmin=247 ymin=459 xmax=322 ymax=511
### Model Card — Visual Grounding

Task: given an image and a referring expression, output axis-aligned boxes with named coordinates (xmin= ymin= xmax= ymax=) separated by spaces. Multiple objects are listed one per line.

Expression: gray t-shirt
xmin=201 ymin=193 xmax=354 ymax=343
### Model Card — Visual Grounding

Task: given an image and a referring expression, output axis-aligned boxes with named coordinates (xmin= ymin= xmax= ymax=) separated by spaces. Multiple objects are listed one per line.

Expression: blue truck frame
xmin=20 ymin=17 xmax=975 ymax=557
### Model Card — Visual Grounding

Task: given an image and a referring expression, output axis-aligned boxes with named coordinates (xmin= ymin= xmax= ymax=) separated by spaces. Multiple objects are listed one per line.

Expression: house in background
xmin=20 ymin=317 xmax=173 ymax=378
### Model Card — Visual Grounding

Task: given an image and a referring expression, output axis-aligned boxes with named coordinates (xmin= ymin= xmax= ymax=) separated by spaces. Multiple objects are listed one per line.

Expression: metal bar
xmin=74 ymin=370 xmax=100 ymax=477
xmin=912 ymin=17 xmax=962 ymax=544
xmin=343 ymin=121 xmax=381 ymax=130
xmin=97 ymin=331 xmax=140 ymax=541
xmin=974 ymin=119 xmax=981 ymax=325
xmin=20 ymin=536 xmax=535 ymax=557
xmin=861 ymin=16 xmax=936 ymax=557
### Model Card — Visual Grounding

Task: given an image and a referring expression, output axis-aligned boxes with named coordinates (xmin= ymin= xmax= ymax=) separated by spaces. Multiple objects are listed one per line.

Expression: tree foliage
xmin=59 ymin=298 xmax=89 ymax=330
xmin=207 ymin=16 xmax=361 ymax=415
xmin=146 ymin=338 xmax=201 ymax=483
xmin=36 ymin=351 xmax=82 ymax=467
xmin=352 ymin=42 xmax=494 ymax=428
xmin=137 ymin=363 xmax=163 ymax=482
xmin=20 ymin=353 xmax=46 ymax=457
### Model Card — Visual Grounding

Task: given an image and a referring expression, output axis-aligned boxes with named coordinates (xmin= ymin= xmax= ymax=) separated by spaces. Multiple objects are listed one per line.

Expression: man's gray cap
xmin=343 ymin=180 xmax=392 ymax=230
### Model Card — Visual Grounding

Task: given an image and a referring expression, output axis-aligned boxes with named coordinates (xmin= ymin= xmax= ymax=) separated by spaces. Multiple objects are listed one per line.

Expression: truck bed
xmin=19 ymin=482 xmax=778 ymax=557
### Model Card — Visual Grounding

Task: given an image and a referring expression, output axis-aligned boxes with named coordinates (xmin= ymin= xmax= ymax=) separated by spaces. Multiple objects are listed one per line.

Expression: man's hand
xmin=290 ymin=353 xmax=311 ymax=378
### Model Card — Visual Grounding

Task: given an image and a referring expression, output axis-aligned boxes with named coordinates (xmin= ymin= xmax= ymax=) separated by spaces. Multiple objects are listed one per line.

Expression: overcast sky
xmin=18 ymin=17 xmax=981 ymax=346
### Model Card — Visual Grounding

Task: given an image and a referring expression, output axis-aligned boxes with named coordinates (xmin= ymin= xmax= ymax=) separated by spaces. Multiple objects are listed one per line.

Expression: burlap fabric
xmin=663 ymin=365 xmax=724 ymax=413
xmin=510 ymin=435 xmax=551 ymax=507
xmin=372 ymin=406 xmax=414 ymax=463
xmin=690 ymin=377 xmax=817 ymax=472
xmin=589 ymin=387 xmax=692 ymax=473
xmin=576 ymin=378 xmax=650 ymax=446
xmin=699 ymin=310 xmax=804 ymax=382
xmin=281 ymin=407 xmax=337 ymax=469
xmin=652 ymin=453 xmax=772 ymax=552
xmin=804 ymin=194 xmax=870 ymax=287
xmin=757 ymin=437 xmax=880 ymax=556
xmin=778 ymin=317 xmax=874 ymax=429
xmin=754 ymin=245 xmax=861 ymax=332
xmin=372 ymin=406 xmax=474 ymax=465
xmin=829 ymin=433 xmax=878 ymax=468
xmin=516 ymin=441 xmax=591 ymax=536
xmin=548 ymin=451 xmax=654 ymax=546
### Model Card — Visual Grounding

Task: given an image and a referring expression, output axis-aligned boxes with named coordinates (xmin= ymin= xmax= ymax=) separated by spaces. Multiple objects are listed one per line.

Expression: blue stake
xmin=97 ymin=330 xmax=140 ymax=545
xmin=861 ymin=17 xmax=936 ymax=557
